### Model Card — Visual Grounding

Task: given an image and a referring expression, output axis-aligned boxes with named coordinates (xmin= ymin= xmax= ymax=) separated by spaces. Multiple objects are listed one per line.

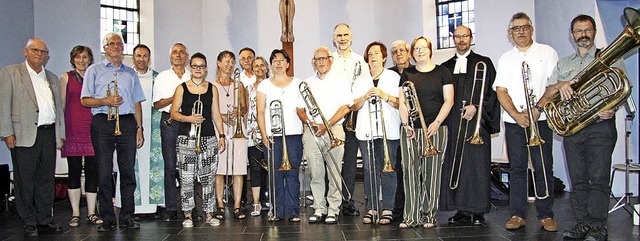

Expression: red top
xmin=61 ymin=71 xmax=95 ymax=157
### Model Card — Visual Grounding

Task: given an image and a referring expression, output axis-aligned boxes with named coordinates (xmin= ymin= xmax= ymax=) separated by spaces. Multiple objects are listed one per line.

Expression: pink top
xmin=61 ymin=71 xmax=95 ymax=157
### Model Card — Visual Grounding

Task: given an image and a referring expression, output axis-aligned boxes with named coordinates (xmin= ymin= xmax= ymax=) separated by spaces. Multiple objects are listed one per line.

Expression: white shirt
xmin=257 ymin=77 xmax=304 ymax=136
xmin=352 ymin=69 xmax=402 ymax=140
xmin=492 ymin=42 xmax=559 ymax=123
xmin=331 ymin=50 xmax=370 ymax=87
xmin=302 ymin=71 xmax=353 ymax=126
xmin=152 ymin=67 xmax=191 ymax=112
xmin=240 ymin=70 xmax=256 ymax=88
xmin=25 ymin=62 xmax=55 ymax=125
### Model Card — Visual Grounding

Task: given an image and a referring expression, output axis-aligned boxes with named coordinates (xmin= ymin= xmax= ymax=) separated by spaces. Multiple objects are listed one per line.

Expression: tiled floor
xmin=1 ymin=188 xmax=639 ymax=240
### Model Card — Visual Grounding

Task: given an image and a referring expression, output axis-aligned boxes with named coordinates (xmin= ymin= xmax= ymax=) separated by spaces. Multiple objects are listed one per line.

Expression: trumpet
xmin=107 ymin=78 xmax=121 ymax=136
xmin=521 ymin=61 xmax=549 ymax=199
xmin=189 ymin=94 xmax=204 ymax=154
xmin=163 ymin=117 xmax=173 ymax=126
xmin=401 ymin=81 xmax=440 ymax=157
xmin=344 ymin=61 xmax=362 ymax=132
xmin=449 ymin=61 xmax=487 ymax=189
xmin=232 ymin=68 xmax=247 ymax=139
xmin=298 ymin=81 xmax=352 ymax=201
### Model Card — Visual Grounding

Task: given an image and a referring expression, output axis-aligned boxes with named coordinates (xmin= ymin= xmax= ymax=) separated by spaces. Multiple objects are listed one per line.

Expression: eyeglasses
xmin=28 ymin=48 xmax=49 ymax=55
xmin=392 ymin=48 xmax=407 ymax=55
xmin=190 ymin=64 xmax=207 ymax=70
xmin=572 ymin=28 xmax=594 ymax=35
xmin=510 ymin=25 xmax=532 ymax=32
xmin=106 ymin=42 xmax=124 ymax=48
xmin=414 ymin=46 xmax=429 ymax=52
xmin=453 ymin=34 xmax=470 ymax=39
xmin=313 ymin=56 xmax=331 ymax=62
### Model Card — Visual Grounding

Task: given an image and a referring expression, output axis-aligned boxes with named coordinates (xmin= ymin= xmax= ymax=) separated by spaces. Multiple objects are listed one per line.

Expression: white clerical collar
xmin=453 ymin=50 xmax=471 ymax=74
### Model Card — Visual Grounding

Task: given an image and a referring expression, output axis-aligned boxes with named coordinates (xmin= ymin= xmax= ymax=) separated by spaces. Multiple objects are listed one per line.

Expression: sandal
xmin=288 ymin=215 xmax=300 ymax=222
xmin=423 ymin=222 xmax=436 ymax=228
xmin=363 ymin=213 xmax=374 ymax=224
xmin=250 ymin=204 xmax=261 ymax=217
xmin=87 ymin=214 xmax=103 ymax=225
xmin=233 ymin=208 xmax=246 ymax=219
xmin=68 ymin=216 xmax=80 ymax=227
xmin=308 ymin=213 xmax=324 ymax=223
xmin=380 ymin=210 xmax=393 ymax=225
xmin=215 ymin=206 xmax=225 ymax=220
xmin=399 ymin=222 xmax=410 ymax=229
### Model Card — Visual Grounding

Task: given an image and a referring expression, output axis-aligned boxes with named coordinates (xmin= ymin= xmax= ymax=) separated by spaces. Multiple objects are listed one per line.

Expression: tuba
xmin=449 ymin=61 xmax=487 ymax=189
xmin=107 ymin=77 xmax=121 ymax=136
xmin=401 ymin=81 xmax=441 ymax=157
xmin=545 ymin=7 xmax=639 ymax=136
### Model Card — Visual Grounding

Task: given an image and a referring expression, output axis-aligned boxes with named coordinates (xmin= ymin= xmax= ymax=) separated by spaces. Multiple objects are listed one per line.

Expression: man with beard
xmin=440 ymin=25 xmax=501 ymax=226
xmin=492 ymin=12 xmax=559 ymax=232
xmin=537 ymin=15 xmax=618 ymax=241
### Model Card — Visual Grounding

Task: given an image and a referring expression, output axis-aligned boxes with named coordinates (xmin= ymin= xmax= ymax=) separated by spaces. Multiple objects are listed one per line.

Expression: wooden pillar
xmin=282 ymin=42 xmax=294 ymax=76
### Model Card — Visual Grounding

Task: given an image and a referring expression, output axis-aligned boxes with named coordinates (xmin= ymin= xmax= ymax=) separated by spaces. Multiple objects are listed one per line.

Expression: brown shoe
xmin=505 ymin=215 xmax=526 ymax=230
xmin=540 ymin=218 xmax=558 ymax=232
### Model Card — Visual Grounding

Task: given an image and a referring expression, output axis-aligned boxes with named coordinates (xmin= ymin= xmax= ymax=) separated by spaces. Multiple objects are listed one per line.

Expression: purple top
xmin=61 ymin=71 xmax=94 ymax=157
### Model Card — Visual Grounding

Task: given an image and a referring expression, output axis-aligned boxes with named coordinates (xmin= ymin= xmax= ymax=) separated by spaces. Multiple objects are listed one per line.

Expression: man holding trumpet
xmin=492 ymin=13 xmax=559 ymax=232
xmin=81 ymin=32 xmax=146 ymax=232
xmin=440 ymin=25 xmax=500 ymax=226
xmin=297 ymin=46 xmax=352 ymax=224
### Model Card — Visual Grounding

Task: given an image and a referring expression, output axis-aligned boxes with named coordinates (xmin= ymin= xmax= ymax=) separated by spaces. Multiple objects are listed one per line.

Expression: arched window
xmin=436 ymin=0 xmax=475 ymax=49
xmin=100 ymin=0 xmax=140 ymax=55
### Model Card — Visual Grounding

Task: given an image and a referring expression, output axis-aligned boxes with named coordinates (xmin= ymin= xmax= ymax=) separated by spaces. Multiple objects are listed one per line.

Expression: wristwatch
xmin=137 ymin=125 xmax=144 ymax=131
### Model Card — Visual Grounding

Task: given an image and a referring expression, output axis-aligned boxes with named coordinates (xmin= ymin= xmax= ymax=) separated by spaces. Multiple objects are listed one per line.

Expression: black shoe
xmin=123 ymin=217 xmax=140 ymax=229
xmin=342 ymin=204 xmax=360 ymax=216
xmin=562 ymin=221 xmax=590 ymax=239
xmin=24 ymin=225 xmax=38 ymax=237
xmin=97 ymin=221 xmax=113 ymax=232
xmin=471 ymin=214 xmax=485 ymax=226
xmin=37 ymin=222 xmax=63 ymax=232
xmin=584 ymin=226 xmax=607 ymax=241
xmin=447 ymin=212 xmax=470 ymax=225
xmin=162 ymin=210 xmax=176 ymax=221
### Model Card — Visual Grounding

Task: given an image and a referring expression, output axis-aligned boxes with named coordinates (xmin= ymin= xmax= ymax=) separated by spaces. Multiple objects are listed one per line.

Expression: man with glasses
xmin=440 ymin=25 xmax=500 ymax=226
xmin=239 ymin=47 xmax=256 ymax=87
xmin=331 ymin=23 xmax=370 ymax=217
xmin=0 ymin=38 xmax=65 ymax=237
xmin=81 ymin=32 xmax=146 ymax=232
xmin=297 ymin=46 xmax=352 ymax=224
xmin=492 ymin=12 xmax=559 ymax=232
xmin=537 ymin=15 xmax=617 ymax=241
xmin=152 ymin=43 xmax=191 ymax=221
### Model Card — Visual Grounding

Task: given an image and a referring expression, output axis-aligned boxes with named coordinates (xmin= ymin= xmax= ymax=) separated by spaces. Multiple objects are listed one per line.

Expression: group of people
xmin=0 ymin=11 xmax=622 ymax=241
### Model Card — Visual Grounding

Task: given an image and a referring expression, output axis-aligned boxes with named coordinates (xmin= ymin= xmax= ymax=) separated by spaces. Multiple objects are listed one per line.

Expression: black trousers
xmin=92 ymin=114 xmax=138 ymax=222
xmin=11 ymin=125 xmax=56 ymax=226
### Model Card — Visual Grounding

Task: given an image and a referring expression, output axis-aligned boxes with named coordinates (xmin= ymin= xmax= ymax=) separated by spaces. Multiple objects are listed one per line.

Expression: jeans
xmin=161 ymin=112 xmax=179 ymax=212
xmin=264 ymin=135 xmax=302 ymax=218
xmin=359 ymin=139 xmax=399 ymax=211
xmin=93 ymin=114 xmax=138 ymax=222
xmin=564 ymin=119 xmax=616 ymax=227
xmin=504 ymin=121 xmax=554 ymax=220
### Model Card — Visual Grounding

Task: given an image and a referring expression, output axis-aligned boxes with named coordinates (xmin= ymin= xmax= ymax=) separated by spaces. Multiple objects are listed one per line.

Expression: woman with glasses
xmin=256 ymin=49 xmax=304 ymax=222
xmin=247 ymin=56 xmax=270 ymax=217
xmin=60 ymin=45 xmax=103 ymax=227
xmin=398 ymin=36 xmax=454 ymax=229
xmin=170 ymin=52 xmax=226 ymax=227
xmin=213 ymin=50 xmax=248 ymax=220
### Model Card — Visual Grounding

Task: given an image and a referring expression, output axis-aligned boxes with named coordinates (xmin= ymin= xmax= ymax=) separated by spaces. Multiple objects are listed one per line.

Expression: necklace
xmin=191 ymin=79 xmax=204 ymax=87
xmin=220 ymin=82 xmax=231 ymax=97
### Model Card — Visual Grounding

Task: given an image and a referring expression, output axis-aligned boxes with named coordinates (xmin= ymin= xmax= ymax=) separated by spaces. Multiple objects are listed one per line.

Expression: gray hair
xmin=168 ymin=43 xmax=188 ymax=56
xmin=391 ymin=40 xmax=409 ymax=51
xmin=102 ymin=32 xmax=123 ymax=47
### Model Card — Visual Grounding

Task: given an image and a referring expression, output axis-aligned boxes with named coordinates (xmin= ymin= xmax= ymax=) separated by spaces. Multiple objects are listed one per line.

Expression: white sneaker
xmin=251 ymin=204 xmax=262 ymax=217
xmin=182 ymin=218 xmax=194 ymax=228
xmin=206 ymin=216 xmax=221 ymax=226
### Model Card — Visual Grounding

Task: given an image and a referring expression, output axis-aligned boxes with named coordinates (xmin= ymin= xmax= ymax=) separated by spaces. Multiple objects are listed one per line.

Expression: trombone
xmin=521 ymin=61 xmax=550 ymax=200
xmin=298 ymin=82 xmax=352 ymax=202
xmin=188 ymin=94 xmax=204 ymax=154
xmin=344 ymin=61 xmax=362 ymax=132
xmin=401 ymin=81 xmax=441 ymax=157
xmin=364 ymin=95 xmax=394 ymax=223
xmin=449 ymin=61 xmax=487 ymax=190
xmin=267 ymin=100 xmax=293 ymax=220
xmin=107 ymin=78 xmax=121 ymax=136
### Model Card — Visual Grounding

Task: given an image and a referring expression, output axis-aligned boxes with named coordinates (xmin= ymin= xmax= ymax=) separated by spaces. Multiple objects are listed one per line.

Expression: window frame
xmin=100 ymin=0 xmax=141 ymax=55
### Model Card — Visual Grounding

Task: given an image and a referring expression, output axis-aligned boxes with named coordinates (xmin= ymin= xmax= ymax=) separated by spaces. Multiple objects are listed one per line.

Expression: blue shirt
xmin=81 ymin=59 xmax=146 ymax=115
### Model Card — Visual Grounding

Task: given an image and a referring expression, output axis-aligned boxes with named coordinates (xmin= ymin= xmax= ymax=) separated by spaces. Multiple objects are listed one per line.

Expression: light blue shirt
xmin=81 ymin=59 xmax=146 ymax=115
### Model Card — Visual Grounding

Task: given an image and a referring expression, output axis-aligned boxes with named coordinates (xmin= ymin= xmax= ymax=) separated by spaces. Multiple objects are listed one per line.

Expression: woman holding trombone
xmin=170 ymin=52 xmax=226 ymax=228
xmin=351 ymin=42 xmax=401 ymax=225
xmin=256 ymin=49 xmax=304 ymax=222
xmin=398 ymin=36 xmax=454 ymax=229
